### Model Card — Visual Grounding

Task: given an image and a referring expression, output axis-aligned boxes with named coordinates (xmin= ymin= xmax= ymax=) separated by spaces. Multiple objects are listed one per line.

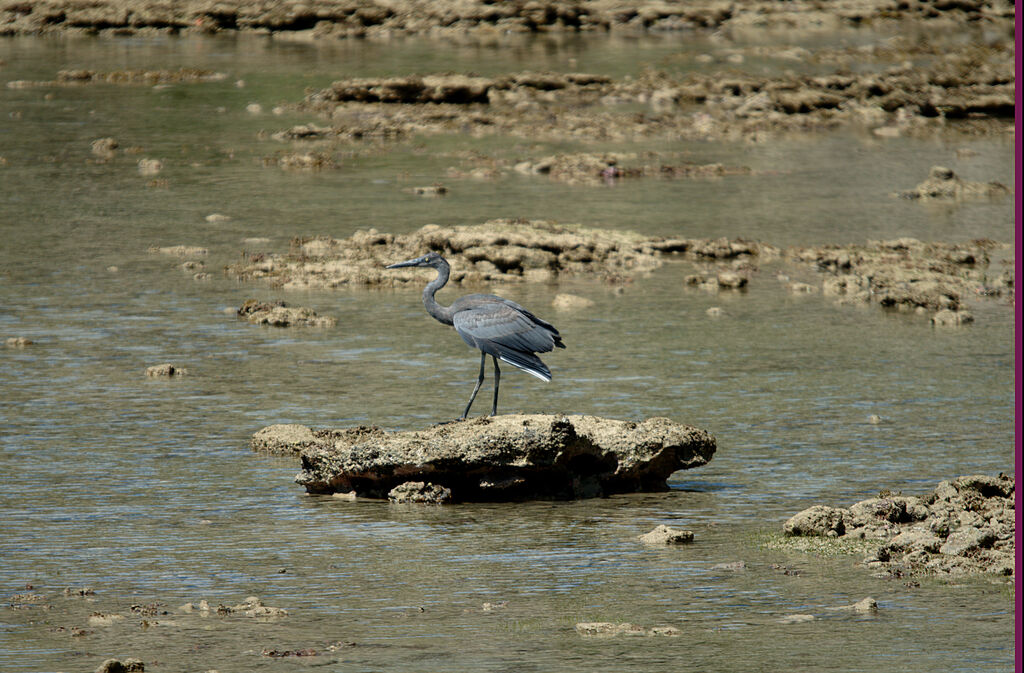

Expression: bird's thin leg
xmin=491 ymin=356 xmax=500 ymax=416
xmin=461 ymin=351 xmax=487 ymax=420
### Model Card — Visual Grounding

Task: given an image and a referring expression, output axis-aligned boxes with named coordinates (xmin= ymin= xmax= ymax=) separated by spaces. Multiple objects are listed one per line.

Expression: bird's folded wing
xmin=453 ymin=304 xmax=557 ymax=354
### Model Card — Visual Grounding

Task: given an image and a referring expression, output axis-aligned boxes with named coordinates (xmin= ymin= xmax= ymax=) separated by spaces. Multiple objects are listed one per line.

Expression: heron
xmin=386 ymin=251 xmax=565 ymax=419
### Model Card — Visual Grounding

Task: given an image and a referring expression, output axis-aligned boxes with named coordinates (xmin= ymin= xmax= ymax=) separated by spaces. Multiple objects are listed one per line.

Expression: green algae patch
xmin=755 ymin=530 xmax=877 ymax=558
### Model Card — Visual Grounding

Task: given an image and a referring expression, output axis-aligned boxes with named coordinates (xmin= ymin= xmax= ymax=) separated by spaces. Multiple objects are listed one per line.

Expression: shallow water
xmin=0 ymin=33 xmax=1015 ymax=672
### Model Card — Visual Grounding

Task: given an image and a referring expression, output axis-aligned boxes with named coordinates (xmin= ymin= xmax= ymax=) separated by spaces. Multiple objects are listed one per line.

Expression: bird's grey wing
xmin=453 ymin=306 xmax=551 ymax=380
xmin=453 ymin=304 xmax=558 ymax=355
xmin=494 ymin=297 xmax=562 ymax=339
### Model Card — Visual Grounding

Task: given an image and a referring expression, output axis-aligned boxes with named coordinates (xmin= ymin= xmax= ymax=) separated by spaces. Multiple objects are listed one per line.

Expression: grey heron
xmin=386 ymin=252 xmax=565 ymax=419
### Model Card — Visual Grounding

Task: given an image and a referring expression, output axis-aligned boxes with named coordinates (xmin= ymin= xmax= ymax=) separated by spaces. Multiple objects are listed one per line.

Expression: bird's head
xmin=386 ymin=251 xmax=446 ymax=269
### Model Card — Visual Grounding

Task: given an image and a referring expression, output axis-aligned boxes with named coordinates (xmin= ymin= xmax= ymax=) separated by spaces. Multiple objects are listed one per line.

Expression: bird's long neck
xmin=423 ymin=260 xmax=454 ymax=325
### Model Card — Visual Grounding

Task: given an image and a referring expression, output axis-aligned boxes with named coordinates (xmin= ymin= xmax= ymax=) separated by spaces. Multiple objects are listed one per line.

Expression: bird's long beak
xmin=386 ymin=256 xmax=424 ymax=269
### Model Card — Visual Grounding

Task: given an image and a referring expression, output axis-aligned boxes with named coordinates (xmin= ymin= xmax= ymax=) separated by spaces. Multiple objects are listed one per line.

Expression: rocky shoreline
xmin=782 ymin=474 xmax=1015 ymax=577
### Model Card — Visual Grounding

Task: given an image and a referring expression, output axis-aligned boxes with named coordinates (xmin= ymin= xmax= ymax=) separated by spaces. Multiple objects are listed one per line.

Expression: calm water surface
xmin=0 ymin=33 xmax=1015 ymax=672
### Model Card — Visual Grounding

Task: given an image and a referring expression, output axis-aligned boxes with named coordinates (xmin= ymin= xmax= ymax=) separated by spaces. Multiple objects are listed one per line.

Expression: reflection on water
xmin=0 ymin=34 xmax=1014 ymax=672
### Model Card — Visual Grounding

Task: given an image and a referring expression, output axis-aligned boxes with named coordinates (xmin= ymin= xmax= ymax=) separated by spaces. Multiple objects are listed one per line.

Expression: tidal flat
xmin=0 ymin=3 xmax=1015 ymax=671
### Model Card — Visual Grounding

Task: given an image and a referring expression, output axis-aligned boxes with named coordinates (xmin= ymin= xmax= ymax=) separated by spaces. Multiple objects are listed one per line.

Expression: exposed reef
xmin=2 ymin=1 xmax=1010 ymax=38
xmin=6 ymin=68 xmax=227 ymax=88
xmin=225 ymin=219 xmax=773 ymax=289
xmin=788 ymin=237 xmax=1012 ymax=318
xmin=226 ymin=220 xmax=1011 ymax=324
xmin=283 ymin=50 xmax=1013 ymax=145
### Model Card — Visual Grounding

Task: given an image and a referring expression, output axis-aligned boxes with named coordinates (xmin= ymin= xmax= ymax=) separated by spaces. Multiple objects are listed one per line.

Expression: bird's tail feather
xmin=496 ymin=350 xmax=551 ymax=382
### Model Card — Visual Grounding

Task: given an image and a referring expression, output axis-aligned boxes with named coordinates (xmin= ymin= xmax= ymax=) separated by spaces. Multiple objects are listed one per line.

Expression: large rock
xmin=257 ymin=415 xmax=715 ymax=502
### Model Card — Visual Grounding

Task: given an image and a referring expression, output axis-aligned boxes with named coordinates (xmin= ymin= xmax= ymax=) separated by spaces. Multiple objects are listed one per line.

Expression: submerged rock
xmin=88 ymin=613 xmax=125 ymax=626
xmin=783 ymin=474 xmax=1014 ymax=577
xmin=575 ymin=622 xmax=681 ymax=637
xmin=145 ymin=363 xmax=186 ymax=377
xmin=551 ymin=293 xmax=595 ymax=310
xmin=236 ymin=299 xmax=337 ymax=327
xmin=263 ymin=150 xmax=338 ymax=170
xmin=409 ymin=185 xmax=448 ymax=197
xmin=895 ymin=166 xmax=1010 ymax=200
xmin=137 ymin=158 xmax=163 ymax=176
xmin=710 ymin=561 xmax=746 ymax=571
xmin=715 ymin=271 xmax=747 ymax=289
xmin=931 ymin=309 xmax=974 ymax=326
xmin=94 ymin=659 xmax=144 ymax=673
xmin=388 ymin=481 xmax=453 ymax=504
xmin=264 ymin=414 xmax=715 ymax=502
xmin=639 ymin=524 xmax=694 ymax=545
xmin=90 ymin=136 xmax=118 ymax=160
xmin=148 ymin=244 xmax=208 ymax=257
xmin=828 ymin=597 xmax=878 ymax=614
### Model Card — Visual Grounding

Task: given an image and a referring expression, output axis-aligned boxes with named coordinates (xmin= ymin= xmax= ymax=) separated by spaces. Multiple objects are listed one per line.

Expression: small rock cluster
xmin=179 ymin=596 xmax=287 ymax=618
xmin=575 ymin=622 xmax=681 ymax=637
xmin=508 ymin=152 xmax=751 ymax=185
xmin=783 ymin=474 xmax=1014 ymax=577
